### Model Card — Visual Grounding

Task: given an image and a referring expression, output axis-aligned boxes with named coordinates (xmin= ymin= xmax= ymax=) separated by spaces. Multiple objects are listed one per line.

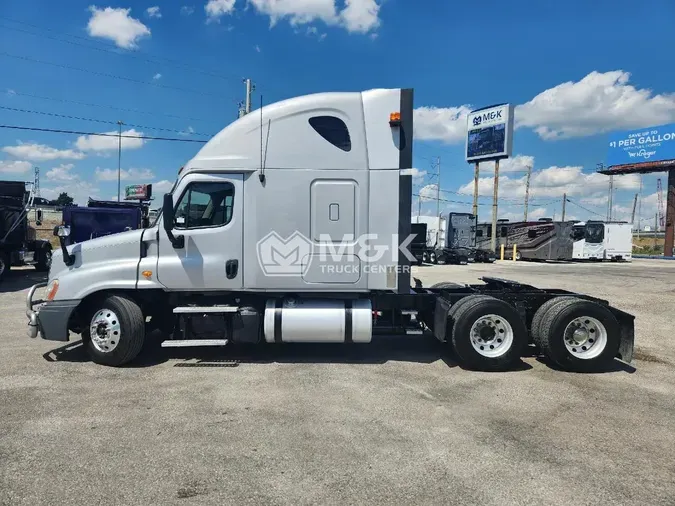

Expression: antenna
xmin=259 ymin=94 xmax=264 ymax=183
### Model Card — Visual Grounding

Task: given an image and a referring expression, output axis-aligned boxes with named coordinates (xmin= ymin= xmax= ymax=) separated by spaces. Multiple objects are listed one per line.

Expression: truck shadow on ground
xmin=0 ymin=270 xmax=46 ymax=293
xmin=43 ymin=333 xmax=534 ymax=372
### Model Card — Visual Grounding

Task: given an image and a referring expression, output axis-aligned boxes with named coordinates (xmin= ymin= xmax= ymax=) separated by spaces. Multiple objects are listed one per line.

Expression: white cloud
xmin=254 ymin=44 xmax=261 ymax=52
xmin=181 ymin=5 xmax=195 ymax=15
xmin=205 ymin=0 xmax=236 ymax=22
xmin=458 ymin=165 xmax=641 ymax=202
xmin=413 ymin=105 xmax=472 ymax=144
xmin=0 ymin=159 xmax=32 ymax=173
xmin=415 ymin=70 xmax=675 ymax=145
xmin=419 ymin=183 xmax=437 ymax=202
xmin=339 ymin=0 xmax=380 ymax=33
xmin=146 ymin=6 xmax=162 ymax=18
xmin=87 ymin=6 xmax=151 ymax=49
xmin=95 ymin=167 xmax=155 ymax=181
xmin=478 ymin=154 xmax=535 ymax=174
xmin=516 ymin=71 xmax=675 ymax=140
xmin=401 ymin=167 xmax=426 ymax=185
xmin=178 ymin=126 xmax=195 ymax=137
xmin=46 ymin=163 xmax=76 ymax=181
xmin=75 ymin=129 xmax=145 ymax=151
xmin=2 ymin=143 xmax=85 ymax=161
xmin=41 ymin=182 xmax=100 ymax=207
xmin=246 ymin=0 xmax=381 ymax=34
xmin=153 ymin=180 xmax=175 ymax=193
xmin=153 ymin=73 xmax=162 ymax=80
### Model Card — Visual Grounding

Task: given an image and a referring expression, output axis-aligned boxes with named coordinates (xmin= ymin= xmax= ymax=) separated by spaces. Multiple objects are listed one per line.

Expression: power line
xmin=0 ymin=16 xmax=242 ymax=83
xmin=0 ymin=124 xmax=208 ymax=143
xmin=2 ymin=89 xmax=210 ymax=122
xmin=0 ymin=105 xmax=213 ymax=137
xmin=565 ymin=198 xmax=605 ymax=218
xmin=0 ymin=51 xmax=224 ymax=98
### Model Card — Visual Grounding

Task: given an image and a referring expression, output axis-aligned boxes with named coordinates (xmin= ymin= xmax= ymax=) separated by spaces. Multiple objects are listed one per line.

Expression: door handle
xmin=226 ymin=259 xmax=238 ymax=279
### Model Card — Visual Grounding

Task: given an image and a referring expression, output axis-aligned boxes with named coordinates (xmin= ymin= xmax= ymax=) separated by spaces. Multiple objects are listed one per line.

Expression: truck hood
xmin=49 ymin=228 xmax=148 ymax=300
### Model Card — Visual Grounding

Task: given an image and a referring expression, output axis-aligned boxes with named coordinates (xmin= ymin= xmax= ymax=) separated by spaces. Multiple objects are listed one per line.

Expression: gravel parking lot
xmin=1 ymin=260 xmax=674 ymax=505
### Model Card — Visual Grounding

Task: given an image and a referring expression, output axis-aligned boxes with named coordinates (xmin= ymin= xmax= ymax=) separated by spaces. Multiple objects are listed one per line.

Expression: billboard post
xmin=466 ymin=104 xmax=514 ymax=254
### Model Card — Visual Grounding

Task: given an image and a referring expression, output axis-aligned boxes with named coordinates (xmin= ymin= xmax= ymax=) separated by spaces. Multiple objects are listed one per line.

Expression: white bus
xmin=572 ymin=221 xmax=632 ymax=262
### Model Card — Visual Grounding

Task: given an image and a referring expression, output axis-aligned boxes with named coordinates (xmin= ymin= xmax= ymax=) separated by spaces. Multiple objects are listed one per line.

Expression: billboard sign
xmin=606 ymin=123 xmax=675 ymax=167
xmin=466 ymin=104 xmax=514 ymax=163
xmin=124 ymin=184 xmax=152 ymax=200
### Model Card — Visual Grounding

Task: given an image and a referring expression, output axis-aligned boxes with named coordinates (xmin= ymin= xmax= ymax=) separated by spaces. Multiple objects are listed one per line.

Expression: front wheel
xmin=429 ymin=252 xmax=438 ymax=264
xmin=0 ymin=252 xmax=9 ymax=281
xmin=82 ymin=294 xmax=145 ymax=366
xmin=35 ymin=246 xmax=52 ymax=272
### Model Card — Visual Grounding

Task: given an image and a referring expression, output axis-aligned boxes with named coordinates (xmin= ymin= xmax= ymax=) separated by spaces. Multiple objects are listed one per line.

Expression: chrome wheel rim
xmin=470 ymin=314 xmax=514 ymax=358
xmin=563 ymin=316 xmax=607 ymax=359
xmin=45 ymin=250 xmax=52 ymax=269
xmin=90 ymin=309 xmax=121 ymax=353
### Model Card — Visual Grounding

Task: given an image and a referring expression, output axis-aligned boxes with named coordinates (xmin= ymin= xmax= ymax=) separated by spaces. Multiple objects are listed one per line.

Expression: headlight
xmin=45 ymin=279 xmax=59 ymax=301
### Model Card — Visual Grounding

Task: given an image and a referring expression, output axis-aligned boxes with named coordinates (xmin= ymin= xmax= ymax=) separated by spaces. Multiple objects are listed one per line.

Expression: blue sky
xmin=1 ymin=0 xmax=674 ymax=228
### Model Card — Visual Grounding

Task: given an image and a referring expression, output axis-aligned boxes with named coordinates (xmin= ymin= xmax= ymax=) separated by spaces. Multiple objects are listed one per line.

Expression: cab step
xmin=161 ymin=339 xmax=229 ymax=348
xmin=173 ymin=306 xmax=239 ymax=314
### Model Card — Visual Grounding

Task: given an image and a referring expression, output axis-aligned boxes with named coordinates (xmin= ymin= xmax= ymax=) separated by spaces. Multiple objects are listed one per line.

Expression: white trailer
xmin=26 ymin=88 xmax=635 ymax=372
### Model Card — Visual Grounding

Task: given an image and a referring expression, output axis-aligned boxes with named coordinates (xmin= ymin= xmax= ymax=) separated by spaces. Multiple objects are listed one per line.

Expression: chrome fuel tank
xmin=263 ymin=298 xmax=372 ymax=343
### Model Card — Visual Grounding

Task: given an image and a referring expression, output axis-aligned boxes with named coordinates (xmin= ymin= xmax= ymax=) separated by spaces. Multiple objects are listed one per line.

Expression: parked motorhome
xmin=475 ymin=219 xmax=576 ymax=261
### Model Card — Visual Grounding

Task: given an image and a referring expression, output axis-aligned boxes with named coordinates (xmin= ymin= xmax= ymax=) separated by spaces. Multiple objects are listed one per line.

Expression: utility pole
xmin=655 ymin=213 xmax=658 ymax=251
xmin=561 ymin=193 xmax=567 ymax=221
xmin=631 ymin=193 xmax=638 ymax=225
xmin=523 ymin=163 xmax=532 ymax=221
xmin=472 ymin=161 xmax=480 ymax=219
xmin=433 ymin=156 xmax=441 ymax=246
xmin=417 ymin=195 xmax=422 ymax=218
xmin=607 ymin=175 xmax=614 ymax=221
xmin=637 ymin=175 xmax=643 ymax=238
xmin=490 ymin=159 xmax=500 ymax=252
xmin=33 ymin=166 xmax=40 ymax=198
xmin=117 ymin=120 xmax=123 ymax=202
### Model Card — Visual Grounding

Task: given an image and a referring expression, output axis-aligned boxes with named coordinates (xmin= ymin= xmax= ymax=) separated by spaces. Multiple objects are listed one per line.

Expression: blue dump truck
xmin=63 ymin=199 xmax=151 ymax=245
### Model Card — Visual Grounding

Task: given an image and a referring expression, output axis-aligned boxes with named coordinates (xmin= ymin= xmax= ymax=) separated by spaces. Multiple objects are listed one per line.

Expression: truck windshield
xmin=572 ymin=226 xmax=585 ymax=241
xmin=585 ymin=223 xmax=604 ymax=243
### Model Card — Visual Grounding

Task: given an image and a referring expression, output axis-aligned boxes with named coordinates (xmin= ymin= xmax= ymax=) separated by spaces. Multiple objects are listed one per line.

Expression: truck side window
xmin=309 ymin=116 xmax=351 ymax=152
xmin=174 ymin=182 xmax=234 ymax=229
xmin=476 ymin=229 xmax=483 ymax=237
xmin=528 ymin=229 xmax=537 ymax=239
xmin=500 ymin=227 xmax=508 ymax=238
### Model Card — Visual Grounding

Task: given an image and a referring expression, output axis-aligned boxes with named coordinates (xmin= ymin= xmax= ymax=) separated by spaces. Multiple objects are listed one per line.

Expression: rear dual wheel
xmin=532 ymin=297 xmax=620 ymax=372
xmin=448 ymin=295 xmax=527 ymax=371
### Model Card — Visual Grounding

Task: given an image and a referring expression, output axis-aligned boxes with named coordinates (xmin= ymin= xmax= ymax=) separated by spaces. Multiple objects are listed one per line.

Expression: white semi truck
xmin=26 ymin=88 xmax=635 ymax=372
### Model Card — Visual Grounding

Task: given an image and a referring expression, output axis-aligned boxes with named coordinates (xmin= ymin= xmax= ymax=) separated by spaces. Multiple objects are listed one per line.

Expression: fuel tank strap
xmin=345 ymin=300 xmax=353 ymax=343
xmin=274 ymin=299 xmax=282 ymax=343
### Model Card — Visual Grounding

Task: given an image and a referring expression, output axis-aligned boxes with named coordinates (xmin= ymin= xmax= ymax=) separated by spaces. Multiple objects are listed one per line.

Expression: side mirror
xmin=162 ymin=194 xmax=184 ymax=249
xmin=53 ymin=226 xmax=75 ymax=266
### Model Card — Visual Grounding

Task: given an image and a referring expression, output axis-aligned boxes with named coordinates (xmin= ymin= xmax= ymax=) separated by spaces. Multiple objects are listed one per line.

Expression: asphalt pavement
xmin=1 ymin=260 xmax=674 ymax=505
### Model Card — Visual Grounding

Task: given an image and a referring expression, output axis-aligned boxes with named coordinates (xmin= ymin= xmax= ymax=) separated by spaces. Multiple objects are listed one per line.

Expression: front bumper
xmin=26 ymin=283 xmax=80 ymax=341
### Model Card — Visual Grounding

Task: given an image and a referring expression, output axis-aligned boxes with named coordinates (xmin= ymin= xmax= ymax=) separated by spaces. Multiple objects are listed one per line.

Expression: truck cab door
xmin=156 ymin=173 xmax=243 ymax=291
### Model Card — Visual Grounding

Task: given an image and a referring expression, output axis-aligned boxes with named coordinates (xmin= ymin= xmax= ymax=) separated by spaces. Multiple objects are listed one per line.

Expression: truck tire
xmin=422 ymin=251 xmax=429 ymax=263
xmin=530 ymin=296 xmax=575 ymax=348
xmin=35 ymin=245 xmax=52 ymax=272
xmin=450 ymin=295 xmax=527 ymax=371
xmin=431 ymin=281 xmax=464 ymax=290
xmin=82 ymin=294 xmax=145 ymax=366
xmin=539 ymin=298 xmax=620 ymax=372
xmin=429 ymin=251 xmax=438 ymax=264
xmin=0 ymin=252 xmax=9 ymax=281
